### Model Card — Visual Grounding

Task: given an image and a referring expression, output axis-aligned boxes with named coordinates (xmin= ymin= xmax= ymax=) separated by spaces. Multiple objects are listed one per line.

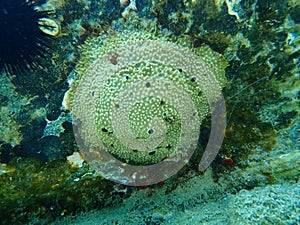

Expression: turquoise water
xmin=0 ymin=0 xmax=299 ymax=224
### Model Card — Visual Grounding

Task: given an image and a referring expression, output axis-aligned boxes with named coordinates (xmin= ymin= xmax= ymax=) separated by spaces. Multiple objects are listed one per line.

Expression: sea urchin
xmin=0 ymin=0 xmax=52 ymax=74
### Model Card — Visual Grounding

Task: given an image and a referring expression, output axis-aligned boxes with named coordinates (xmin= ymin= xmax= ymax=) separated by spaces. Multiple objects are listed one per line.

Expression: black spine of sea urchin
xmin=0 ymin=0 xmax=51 ymax=74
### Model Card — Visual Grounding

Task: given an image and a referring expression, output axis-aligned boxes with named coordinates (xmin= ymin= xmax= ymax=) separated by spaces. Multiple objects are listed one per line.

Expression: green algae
xmin=0 ymin=157 xmax=113 ymax=224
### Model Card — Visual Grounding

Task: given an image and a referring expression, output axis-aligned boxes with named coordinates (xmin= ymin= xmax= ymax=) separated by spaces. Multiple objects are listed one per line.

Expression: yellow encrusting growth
xmin=70 ymin=29 xmax=228 ymax=165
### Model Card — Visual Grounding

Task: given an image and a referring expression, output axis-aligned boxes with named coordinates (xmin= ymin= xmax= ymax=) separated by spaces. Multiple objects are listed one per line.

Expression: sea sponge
xmin=70 ymin=29 xmax=227 ymax=185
